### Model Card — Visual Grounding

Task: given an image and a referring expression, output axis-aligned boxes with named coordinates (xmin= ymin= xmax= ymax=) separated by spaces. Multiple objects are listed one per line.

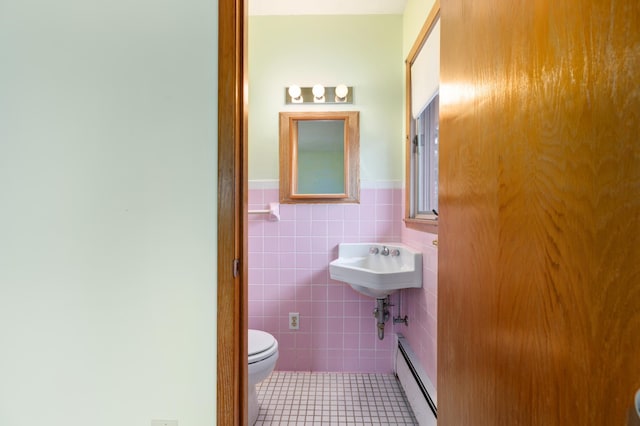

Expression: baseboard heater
xmin=395 ymin=334 xmax=437 ymax=425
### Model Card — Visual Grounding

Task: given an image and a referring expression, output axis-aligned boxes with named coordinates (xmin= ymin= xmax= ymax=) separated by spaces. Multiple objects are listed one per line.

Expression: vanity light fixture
xmin=284 ymin=85 xmax=354 ymax=105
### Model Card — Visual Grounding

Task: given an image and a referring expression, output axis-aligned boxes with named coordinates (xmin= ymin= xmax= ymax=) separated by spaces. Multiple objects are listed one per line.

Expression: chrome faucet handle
xmin=369 ymin=246 xmax=379 ymax=254
xmin=390 ymin=249 xmax=400 ymax=257
xmin=381 ymin=246 xmax=390 ymax=256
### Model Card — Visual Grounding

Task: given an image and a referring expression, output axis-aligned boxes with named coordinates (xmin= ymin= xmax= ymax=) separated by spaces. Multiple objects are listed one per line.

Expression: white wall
xmin=0 ymin=0 xmax=218 ymax=425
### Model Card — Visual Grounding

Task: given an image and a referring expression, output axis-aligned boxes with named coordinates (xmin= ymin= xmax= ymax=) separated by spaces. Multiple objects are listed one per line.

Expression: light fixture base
xmin=284 ymin=86 xmax=354 ymax=104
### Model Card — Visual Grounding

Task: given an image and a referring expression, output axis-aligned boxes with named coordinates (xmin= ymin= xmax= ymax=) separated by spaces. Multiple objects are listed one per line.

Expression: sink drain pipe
xmin=373 ymin=297 xmax=390 ymax=340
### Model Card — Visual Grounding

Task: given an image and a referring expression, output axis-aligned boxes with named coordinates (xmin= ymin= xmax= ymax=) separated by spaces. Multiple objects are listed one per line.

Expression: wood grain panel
xmin=439 ymin=0 xmax=640 ymax=424
xmin=217 ymin=0 xmax=248 ymax=424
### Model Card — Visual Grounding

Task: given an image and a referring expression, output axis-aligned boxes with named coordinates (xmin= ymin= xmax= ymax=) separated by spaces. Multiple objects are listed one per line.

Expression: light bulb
xmin=335 ymin=84 xmax=349 ymax=100
xmin=288 ymin=85 xmax=302 ymax=101
xmin=312 ymin=84 xmax=325 ymax=99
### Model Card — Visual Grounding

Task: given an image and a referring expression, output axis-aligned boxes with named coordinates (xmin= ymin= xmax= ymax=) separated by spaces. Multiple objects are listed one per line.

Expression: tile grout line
xmin=255 ymin=371 xmax=418 ymax=425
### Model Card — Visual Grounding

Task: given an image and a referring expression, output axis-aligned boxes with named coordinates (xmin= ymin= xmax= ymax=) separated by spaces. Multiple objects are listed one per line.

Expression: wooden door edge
xmin=217 ymin=0 xmax=248 ymax=424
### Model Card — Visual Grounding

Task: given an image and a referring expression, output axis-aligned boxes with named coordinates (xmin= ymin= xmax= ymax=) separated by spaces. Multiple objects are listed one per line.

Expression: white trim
xmin=248 ymin=180 xmax=279 ymax=190
xmin=248 ymin=179 xmax=403 ymax=190
xmin=361 ymin=180 xmax=403 ymax=189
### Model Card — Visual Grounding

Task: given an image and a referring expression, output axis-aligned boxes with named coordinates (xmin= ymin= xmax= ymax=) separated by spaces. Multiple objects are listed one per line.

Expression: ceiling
xmin=249 ymin=0 xmax=408 ymax=16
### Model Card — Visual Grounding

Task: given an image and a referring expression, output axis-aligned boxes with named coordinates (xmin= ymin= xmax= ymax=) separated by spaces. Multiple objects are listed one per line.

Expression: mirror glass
xmin=279 ymin=111 xmax=359 ymax=204
xmin=296 ymin=120 xmax=345 ymax=194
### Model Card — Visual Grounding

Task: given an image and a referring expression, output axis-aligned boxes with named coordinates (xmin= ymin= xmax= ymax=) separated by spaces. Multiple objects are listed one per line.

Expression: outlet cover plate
xmin=151 ymin=420 xmax=178 ymax=426
xmin=289 ymin=312 xmax=300 ymax=330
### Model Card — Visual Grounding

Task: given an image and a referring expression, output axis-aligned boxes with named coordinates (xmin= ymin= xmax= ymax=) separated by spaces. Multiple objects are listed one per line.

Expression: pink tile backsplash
xmin=248 ymin=185 xmax=436 ymax=380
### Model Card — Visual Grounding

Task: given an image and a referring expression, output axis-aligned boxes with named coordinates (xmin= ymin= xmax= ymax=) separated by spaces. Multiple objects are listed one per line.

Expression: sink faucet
xmin=369 ymin=246 xmax=379 ymax=255
xmin=381 ymin=246 xmax=390 ymax=256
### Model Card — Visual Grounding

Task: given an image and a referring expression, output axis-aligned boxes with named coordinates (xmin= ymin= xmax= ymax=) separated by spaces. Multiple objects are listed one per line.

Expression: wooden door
xmin=217 ymin=0 xmax=248 ymax=424
xmin=438 ymin=1 xmax=640 ymax=424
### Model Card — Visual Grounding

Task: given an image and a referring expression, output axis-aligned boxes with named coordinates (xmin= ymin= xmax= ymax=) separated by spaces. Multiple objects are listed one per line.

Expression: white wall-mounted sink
xmin=329 ymin=243 xmax=423 ymax=299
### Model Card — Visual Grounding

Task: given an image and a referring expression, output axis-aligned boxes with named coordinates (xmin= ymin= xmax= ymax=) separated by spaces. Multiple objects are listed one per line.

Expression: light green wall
xmin=248 ymin=15 xmax=403 ymax=184
xmin=0 ymin=0 xmax=217 ymax=425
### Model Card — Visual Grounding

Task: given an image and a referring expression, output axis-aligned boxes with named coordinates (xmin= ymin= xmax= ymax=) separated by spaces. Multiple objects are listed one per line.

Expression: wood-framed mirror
xmin=279 ymin=111 xmax=360 ymax=204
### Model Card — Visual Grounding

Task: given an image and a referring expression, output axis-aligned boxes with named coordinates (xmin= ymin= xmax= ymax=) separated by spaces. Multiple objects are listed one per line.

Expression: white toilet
xmin=248 ymin=329 xmax=279 ymax=425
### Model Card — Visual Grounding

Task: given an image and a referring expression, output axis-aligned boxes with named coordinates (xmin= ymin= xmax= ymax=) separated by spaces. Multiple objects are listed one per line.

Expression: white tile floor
xmin=255 ymin=371 xmax=419 ymax=425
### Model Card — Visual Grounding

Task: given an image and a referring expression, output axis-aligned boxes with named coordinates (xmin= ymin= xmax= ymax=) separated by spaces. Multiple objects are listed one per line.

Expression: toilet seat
xmin=248 ymin=329 xmax=278 ymax=364
xmin=247 ymin=329 xmax=278 ymax=426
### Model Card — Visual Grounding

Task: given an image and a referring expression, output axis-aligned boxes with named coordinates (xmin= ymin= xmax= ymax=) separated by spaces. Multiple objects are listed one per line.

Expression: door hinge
xmin=232 ymin=258 xmax=240 ymax=278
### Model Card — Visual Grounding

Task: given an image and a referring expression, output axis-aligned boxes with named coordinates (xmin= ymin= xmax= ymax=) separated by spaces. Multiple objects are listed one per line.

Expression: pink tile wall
xmin=248 ymin=184 xmax=438 ymax=380
xmin=399 ymin=222 xmax=438 ymax=388
xmin=248 ymin=186 xmax=404 ymax=373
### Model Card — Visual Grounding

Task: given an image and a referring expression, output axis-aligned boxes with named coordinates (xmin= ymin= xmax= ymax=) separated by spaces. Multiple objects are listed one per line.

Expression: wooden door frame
xmin=217 ymin=0 xmax=247 ymax=424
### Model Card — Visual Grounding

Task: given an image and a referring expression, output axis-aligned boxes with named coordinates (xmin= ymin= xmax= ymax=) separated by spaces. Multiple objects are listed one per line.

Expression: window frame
xmin=404 ymin=1 xmax=440 ymax=234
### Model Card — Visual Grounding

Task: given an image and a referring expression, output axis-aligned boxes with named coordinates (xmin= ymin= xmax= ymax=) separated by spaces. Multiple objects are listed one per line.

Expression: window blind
xmin=411 ymin=19 xmax=440 ymax=119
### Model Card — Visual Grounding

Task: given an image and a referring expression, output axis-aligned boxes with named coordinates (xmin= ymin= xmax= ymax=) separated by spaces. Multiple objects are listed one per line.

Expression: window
xmin=412 ymin=94 xmax=439 ymax=218
xmin=405 ymin=3 xmax=440 ymax=233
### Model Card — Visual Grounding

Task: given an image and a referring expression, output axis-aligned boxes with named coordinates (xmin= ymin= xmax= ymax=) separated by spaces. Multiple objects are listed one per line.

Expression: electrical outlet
xmin=151 ymin=420 xmax=178 ymax=426
xmin=289 ymin=312 xmax=300 ymax=330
